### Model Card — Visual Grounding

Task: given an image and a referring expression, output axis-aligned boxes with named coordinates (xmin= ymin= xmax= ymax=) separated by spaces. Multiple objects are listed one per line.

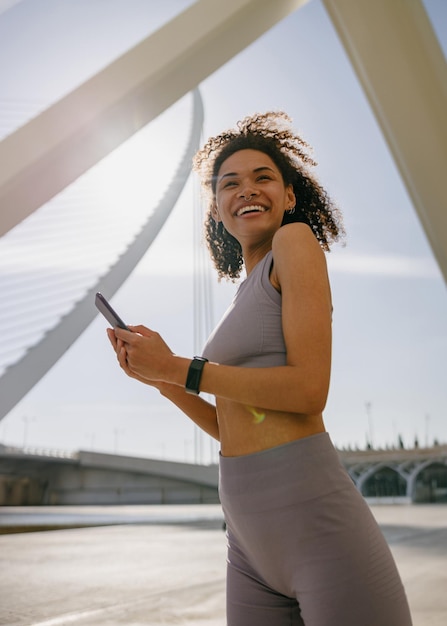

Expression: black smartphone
xmin=95 ymin=292 xmax=130 ymax=330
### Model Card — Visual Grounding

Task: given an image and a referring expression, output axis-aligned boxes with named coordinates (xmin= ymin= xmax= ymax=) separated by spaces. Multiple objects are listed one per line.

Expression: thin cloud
xmin=0 ymin=0 xmax=23 ymax=16
xmin=327 ymin=252 xmax=442 ymax=279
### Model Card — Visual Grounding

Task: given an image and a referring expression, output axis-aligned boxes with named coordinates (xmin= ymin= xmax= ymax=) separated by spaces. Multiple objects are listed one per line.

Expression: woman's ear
xmin=286 ymin=185 xmax=296 ymax=210
xmin=211 ymin=201 xmax=221 ymax=222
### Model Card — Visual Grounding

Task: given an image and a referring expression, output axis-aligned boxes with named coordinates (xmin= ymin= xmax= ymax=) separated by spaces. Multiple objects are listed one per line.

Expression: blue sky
xmin=0 ymin=0 xmax=446 ymax=463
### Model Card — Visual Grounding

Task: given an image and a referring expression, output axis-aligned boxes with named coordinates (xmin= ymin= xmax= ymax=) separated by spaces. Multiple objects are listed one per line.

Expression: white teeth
xmin=236 ymin=205 xmax=266 ymax=216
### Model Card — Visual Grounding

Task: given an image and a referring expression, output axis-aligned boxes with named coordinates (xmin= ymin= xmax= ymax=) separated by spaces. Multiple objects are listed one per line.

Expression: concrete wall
xmin=43 ymin=465 xmax=219 ymax=505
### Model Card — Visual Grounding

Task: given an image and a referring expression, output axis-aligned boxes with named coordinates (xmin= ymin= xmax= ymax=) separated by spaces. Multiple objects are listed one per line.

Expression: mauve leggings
xmin=219 ymin=433 xmax=412 ymax=626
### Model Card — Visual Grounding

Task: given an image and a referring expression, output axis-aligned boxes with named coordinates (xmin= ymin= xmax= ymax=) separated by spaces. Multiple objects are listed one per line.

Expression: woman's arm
xmin=115 ymin=223 xmax=332 ymax=415
xmin=158 ymin=382 xmax=220 ymax=440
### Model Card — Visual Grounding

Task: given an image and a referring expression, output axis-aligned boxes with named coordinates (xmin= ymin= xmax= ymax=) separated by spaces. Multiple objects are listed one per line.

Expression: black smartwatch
xmin=185 ymin=356 xmax=209 ymax=395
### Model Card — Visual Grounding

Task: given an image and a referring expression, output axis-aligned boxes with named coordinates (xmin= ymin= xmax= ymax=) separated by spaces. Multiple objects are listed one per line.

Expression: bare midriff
xmin=217 ymin=397 xmax=326 ymax=457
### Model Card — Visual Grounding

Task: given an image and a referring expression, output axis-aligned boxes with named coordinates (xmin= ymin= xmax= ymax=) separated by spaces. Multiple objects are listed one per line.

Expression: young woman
xmin=108 ymin=112 xmax=412 ymax=625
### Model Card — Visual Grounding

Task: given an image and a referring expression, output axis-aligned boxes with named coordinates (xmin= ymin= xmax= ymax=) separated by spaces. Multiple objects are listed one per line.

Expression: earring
xmin=287 ymin=205 xmax=296 ymax=215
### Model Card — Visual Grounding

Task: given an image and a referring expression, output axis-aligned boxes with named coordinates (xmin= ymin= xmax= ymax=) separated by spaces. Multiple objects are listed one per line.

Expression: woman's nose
xmin=239 ymin=187 xmax=258 ymax=201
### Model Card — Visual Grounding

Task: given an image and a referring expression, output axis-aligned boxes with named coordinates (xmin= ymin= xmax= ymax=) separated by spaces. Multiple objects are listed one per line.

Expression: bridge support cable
xmin=0 ymin=90 xmax=204 ymax=422
xmin=192 ymin=141 xmax=219 ymax=464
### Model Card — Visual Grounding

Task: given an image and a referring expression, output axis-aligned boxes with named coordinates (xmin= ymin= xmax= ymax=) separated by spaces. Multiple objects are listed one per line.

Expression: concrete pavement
xmin=0 ymin=504 xmax=446 ymax=625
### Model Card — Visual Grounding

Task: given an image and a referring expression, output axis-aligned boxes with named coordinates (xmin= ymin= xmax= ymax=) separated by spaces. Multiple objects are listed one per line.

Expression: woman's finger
xmin=127 ymin=325 xmax=153 ymax=337
xmin=106 ymin=328 xmax=118 ymax=351
xmin=118 ymin=344 xmax=129 ymax=370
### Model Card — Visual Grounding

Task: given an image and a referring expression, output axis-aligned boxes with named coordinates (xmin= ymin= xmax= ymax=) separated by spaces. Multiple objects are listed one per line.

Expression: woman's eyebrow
xmin=253 ymin=166 xmax=275 ymax=173
xmin=218 ymin=171 xmax=238 ymax=181
xmin=218 ymin=166 xmax=276 ymax=182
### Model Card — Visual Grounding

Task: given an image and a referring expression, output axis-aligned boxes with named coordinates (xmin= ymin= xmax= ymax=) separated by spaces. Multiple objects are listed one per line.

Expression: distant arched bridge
xmin=340 ymin=445 xmax=447 ymax=503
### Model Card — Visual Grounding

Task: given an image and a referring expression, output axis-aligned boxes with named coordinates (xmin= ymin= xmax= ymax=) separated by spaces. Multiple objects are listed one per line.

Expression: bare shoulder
xmin=272 ymin=223 xmax=325 ymax=266
xmin=271 ymin=224 xmax=331 ymax=305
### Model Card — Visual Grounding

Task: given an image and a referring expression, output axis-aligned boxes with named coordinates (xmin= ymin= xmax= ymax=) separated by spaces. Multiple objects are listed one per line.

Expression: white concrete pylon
xmin=322 ymin=0 xmax=447 ymax=284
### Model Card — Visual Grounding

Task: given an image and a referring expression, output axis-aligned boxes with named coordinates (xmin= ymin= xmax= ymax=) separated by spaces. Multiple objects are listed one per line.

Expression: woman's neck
xmin=242 ymin=241 xmax=272 ymax=275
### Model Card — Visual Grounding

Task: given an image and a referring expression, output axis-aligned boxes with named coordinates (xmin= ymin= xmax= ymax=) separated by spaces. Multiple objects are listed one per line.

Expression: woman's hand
xmin=106 ymin=326 xmax=220 ymax=440
xmin=106 ymin=325 xmax=173 ymax=387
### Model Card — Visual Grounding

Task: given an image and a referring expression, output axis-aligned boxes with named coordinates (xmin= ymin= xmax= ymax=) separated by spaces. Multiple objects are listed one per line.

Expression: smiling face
xmin=213 ymin=149 xmax=295 ymax=252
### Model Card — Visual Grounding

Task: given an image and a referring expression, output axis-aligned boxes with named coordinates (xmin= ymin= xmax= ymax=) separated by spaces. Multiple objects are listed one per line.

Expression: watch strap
xmin=185 ymin=356 xmax=209 ymax=395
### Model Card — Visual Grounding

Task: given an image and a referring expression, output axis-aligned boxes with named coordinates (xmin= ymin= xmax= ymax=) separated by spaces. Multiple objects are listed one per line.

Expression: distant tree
xmin=398 ymin=434 xmax=405 ymax=449
xmin=414 ymin=435 xmax=419 ymax=449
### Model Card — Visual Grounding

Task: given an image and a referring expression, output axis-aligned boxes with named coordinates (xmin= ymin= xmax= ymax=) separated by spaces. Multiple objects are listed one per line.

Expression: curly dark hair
xmin=193 ymin=111 xmax=345 ymax=280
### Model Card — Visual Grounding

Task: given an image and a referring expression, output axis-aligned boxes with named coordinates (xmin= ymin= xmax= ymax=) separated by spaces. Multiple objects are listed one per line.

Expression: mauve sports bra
xmin=201 ymin=251 xmax=287 ymax=368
